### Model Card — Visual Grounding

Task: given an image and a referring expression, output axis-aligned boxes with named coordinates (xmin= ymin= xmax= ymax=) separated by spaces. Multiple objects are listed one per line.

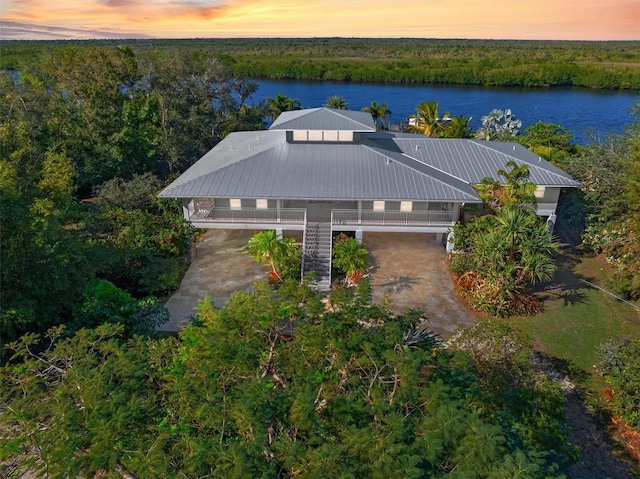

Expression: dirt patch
xmin=565 ymin=390 xmax=638 ymax=479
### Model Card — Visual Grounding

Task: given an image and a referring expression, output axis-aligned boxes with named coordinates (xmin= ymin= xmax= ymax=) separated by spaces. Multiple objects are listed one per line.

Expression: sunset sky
xmin=1 ymin=0 xmax=638 ymax=41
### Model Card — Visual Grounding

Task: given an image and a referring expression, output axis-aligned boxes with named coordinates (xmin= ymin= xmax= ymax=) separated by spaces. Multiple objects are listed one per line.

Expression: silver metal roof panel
xmin=270 ymin=107 xmax=376 ymax=131
xmin=160 ymin=140 xmax=480 ymax=202
xmin=391 ymin=137 xmax=580 ymax=187
xmin=159 ymin=108 xmax=578 ymax=203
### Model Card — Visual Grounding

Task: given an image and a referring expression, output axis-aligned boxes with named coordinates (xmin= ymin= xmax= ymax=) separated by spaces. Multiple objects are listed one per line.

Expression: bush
xmin=598 ymin=338 xmax=640 ymax=428
xmin=74 ymin=278 xmax=168 ymax=335
xmin=450 ymin=320 xmax=571 ymax=459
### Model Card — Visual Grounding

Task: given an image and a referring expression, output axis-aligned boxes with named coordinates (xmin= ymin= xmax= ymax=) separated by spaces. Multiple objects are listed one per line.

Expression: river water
xmin=251 ymin=79 xmax=639 ymax=144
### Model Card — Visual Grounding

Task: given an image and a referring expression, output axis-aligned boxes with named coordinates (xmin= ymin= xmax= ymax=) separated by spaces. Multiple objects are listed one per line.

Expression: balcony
xmin=187 ymin=207 xmax=306 ymax=225
xmin=332 ymin=209 xmax=454 ymax=227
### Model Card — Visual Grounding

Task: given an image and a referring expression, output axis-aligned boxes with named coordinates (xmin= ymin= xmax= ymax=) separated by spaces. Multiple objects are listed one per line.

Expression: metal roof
xmin=391 ymin=137 xmax=580 ymax=187
xmin=159 ymin=108 xmax=578 ymax=202
xmin=160 ymin=137 xmax=479 ymax=202
xmin=269 ymin=107 xmax=376 ymax=131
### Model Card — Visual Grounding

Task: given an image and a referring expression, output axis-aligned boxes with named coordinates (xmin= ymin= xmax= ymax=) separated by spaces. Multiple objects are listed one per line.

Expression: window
xmin=293 ymin=130 xmax=307 ymax=141
xmin=323 ymin=130 xmax=338 ymax=141
xmin=308 ymin=130 xmax=323 ymax=141
xmin=373 ymin=201 xmax=385 ymax=212
xmin=400 ymin=201 xmax=413 ymax=213
xmin=338 ymin=131 xmax=354 ymax=142
xmin=256 ymin=198 xmax=268 ymax=209
xmin=230 ymin=198 xmax=241 ymax=210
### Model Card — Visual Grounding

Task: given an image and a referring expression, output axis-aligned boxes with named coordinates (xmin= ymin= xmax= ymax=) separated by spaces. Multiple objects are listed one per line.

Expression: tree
xmin=0 ymin=119 xmax=91 ymax=348
xmin=324 ymin=95 xmax=348 ymax=109
xmin=267 ymin=92 xmax=302 ymax=121
xmin=332 ymin=236 xmax=370 ymax=283
xmin=74 ymin=279 xmax=168 ymax=335
xmin=247 ymin=230 xmax=301 ymax=282
xmin=451 ymin=206 xmax=557 ymax=317
xmin=407 ymin=101 xmax=450 ymax=137
xmin=441 ymin=114 xmax=473 ymax=138
xmin=362 ymin=101 xmax=392 ymax=130
xmin=0 ymin=281 xmax=571 ymax=478
xmin=451 ymin=162 xmax=557 ymax=316
xmin=476 ymin=108 xmax=522 ymax=141
xmin=0 ymin=44 xmax=263 ymax=350
xmin=562 ymin=100 xmax=640 ymax=299
xmin=519 ymin=121 xmax=576 ymax=165
xmin=475 ymin=160 xmax=537 ymax=212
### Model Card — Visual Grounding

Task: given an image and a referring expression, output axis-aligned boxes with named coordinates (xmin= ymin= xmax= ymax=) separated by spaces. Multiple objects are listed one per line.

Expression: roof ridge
xmin=323 ymin=107 xmax=374 ymax=130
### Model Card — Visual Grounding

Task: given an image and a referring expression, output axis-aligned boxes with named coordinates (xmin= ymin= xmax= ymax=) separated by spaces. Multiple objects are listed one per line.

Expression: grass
xmin=508 ymin=250 xmax=640 ymax=392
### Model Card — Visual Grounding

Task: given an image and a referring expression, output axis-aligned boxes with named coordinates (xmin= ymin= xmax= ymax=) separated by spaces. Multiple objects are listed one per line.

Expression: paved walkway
xmin=160 ymin=230 xmax=477 ymax=338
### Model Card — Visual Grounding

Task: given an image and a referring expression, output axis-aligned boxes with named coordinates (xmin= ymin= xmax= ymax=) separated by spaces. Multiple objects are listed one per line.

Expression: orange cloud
xmin=1 ymin=0 xmax=638 ymax=40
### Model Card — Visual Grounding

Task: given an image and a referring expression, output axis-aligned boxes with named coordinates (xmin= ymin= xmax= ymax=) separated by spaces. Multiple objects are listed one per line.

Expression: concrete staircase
xmin=303 ymin=222 xmax=332 ymax=291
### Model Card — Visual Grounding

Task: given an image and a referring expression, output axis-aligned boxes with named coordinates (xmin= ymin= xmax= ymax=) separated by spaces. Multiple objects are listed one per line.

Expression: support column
xmin=355 ymin=230 xmax=363 ymax=242
xmin=182 ymin=199 xmax=190 ymax=221
xmin=276 ymin=228 xmax=283 ymax=239
xmin=452 ymin=203 xmax=461 ymax=222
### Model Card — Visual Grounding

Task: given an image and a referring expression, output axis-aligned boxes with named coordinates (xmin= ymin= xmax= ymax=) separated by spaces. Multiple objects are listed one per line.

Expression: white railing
xmin=331 ymin=209 xmax=454 ymax=226
xmin=188 ymin=207 xmax=306 ymax=225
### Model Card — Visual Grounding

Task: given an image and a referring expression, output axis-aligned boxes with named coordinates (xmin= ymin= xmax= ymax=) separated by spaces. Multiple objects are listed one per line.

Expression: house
xmin=159 ymin=107 xmax=579 ymax=289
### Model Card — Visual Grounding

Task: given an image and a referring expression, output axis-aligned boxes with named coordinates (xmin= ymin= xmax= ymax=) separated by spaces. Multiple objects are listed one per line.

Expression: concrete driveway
xmin=158 ymin=229 xmax=267 ymax=332
xmin=364 ymin=232 xmax=477 ymax=337
xmin=160 ymin=230 xmax=477 ymax=337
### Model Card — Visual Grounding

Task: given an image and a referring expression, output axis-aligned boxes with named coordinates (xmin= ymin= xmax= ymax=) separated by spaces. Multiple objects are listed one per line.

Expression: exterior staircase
xmin=303 ymin=222 xmax=332 ymax=291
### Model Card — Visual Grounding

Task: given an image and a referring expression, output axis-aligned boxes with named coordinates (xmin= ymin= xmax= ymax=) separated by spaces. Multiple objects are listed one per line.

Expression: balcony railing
xmin=188 ymin=207 xmax=306 ymax=225
xmin=332 ymin=209 xmax=454 ymax=227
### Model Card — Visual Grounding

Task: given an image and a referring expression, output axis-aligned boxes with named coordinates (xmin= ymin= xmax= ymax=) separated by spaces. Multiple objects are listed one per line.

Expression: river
xmin=251 ymin=79 xmax=639 ymax=144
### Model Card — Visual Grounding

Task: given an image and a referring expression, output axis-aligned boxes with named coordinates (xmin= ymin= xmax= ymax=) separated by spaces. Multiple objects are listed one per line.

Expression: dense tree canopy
xmin=0 ymin=44 xmax=267 ymax=351
xmin=0 ymin=281 xmax=571 ymax=478
xmin=4 ymin=39 xmax=640 ymax=90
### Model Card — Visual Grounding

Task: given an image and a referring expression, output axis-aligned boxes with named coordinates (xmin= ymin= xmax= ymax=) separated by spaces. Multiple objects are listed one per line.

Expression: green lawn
xmin=508 ymin=252 xmax=640 ymax=390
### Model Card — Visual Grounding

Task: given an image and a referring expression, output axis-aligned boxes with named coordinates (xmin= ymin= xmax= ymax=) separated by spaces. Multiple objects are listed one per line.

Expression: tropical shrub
xmin=598 ymin=338 xmax=640 ymax=429
xmin=450 ymin=161 xmax=557 ymax=316
xmin=450 ymin=207 xmax=556 ymax=316
xmin=332 ymin=235 xmax=370 ymax=284
xmin=247 ymin=230 xmax=302 ymax=282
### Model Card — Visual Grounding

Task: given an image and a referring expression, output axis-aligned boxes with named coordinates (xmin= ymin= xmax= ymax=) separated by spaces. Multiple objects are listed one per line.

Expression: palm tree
xmin=324 ymin=95 xmax=348 ymax=110
xmin=441 ymin=115 xmax=473 ymax=138
xmin=362 ymin=101 xmax=392 ymax=130
xmin=267 ymin=93 xmax=301 ymax=121
xmin=247 ymin=230 xmax=283 ymax=280
xmin=476 ymin=160 xmax=537 ymax=211
xmin=479 ymin=207 xmax=558 ymax=285
xmin=247 ymin=231 xmax=302 ymax=282
xmin=407 ymin=101 xmax=450 ymax=137
xmin=332 ymin=237 xmax=369 ymax=283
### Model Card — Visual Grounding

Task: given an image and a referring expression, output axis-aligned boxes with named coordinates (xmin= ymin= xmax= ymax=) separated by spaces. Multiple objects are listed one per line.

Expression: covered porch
xmin=184 ymin=198 xmax=459 ymax=231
